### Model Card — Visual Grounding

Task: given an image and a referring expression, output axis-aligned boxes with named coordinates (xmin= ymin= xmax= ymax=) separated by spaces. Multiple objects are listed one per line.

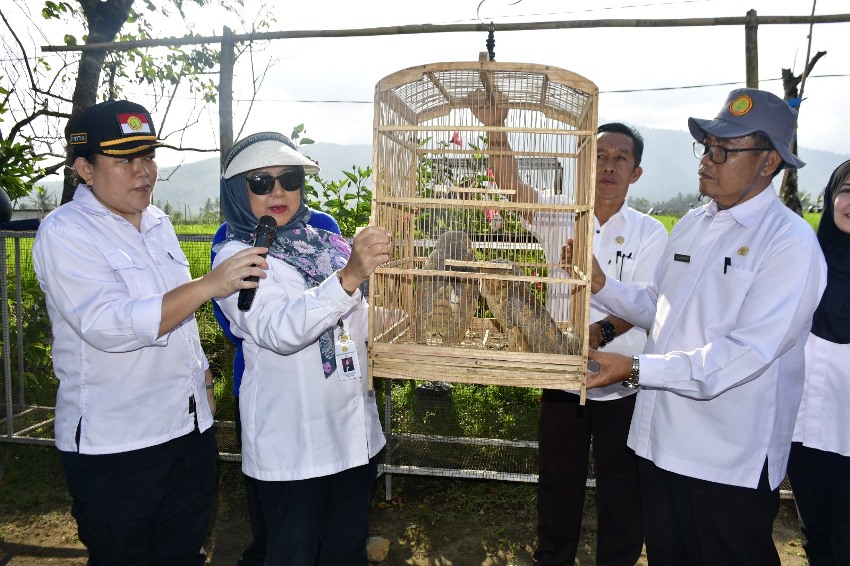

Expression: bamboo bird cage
xmin=368 ymin=57 xmax=598 ymax=397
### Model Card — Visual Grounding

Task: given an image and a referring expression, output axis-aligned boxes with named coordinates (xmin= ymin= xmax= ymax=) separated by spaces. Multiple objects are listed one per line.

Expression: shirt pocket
xmin=104 ymin=248 xmax=150 ymax=298
xmin=166 ymin=244 xmax=192 ymax=280
xmin=723 ymin=264 xmax=754 ymax=283
xmin=701 ymin=263 xmax=755 ymax=322
xmin=617 ymin=253 xmax=639 ymax=283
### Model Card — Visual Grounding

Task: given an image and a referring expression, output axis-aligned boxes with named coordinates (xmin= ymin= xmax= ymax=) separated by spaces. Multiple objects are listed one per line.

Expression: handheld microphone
xmin=237 ymin=215 xmax=277 ymax=311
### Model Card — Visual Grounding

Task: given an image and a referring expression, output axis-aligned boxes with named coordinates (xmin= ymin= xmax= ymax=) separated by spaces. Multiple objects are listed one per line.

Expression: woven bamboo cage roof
xmin=375 ymin=60 xmax=598 ymax=127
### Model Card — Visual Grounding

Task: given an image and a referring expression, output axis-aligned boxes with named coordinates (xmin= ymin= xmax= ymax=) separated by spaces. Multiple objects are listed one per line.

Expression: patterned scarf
xmin=266 ymin=225 xmax=353 ymax=377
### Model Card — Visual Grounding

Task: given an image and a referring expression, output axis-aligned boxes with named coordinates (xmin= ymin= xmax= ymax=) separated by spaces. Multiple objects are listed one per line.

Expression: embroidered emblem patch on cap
xmin=728 ymin=95 xmax=754 ymax=117
xmin=118 ymin=113 xmax=152 ymax=135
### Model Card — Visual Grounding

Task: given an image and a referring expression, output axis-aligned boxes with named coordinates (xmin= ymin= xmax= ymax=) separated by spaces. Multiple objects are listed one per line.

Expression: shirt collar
xmin=72 ymin=183 xmax=165 ymax=231
xmin=703 ymin=183 xmax=777 ymax=228
xmin=595 ymin=200 xmax=631 ymax=230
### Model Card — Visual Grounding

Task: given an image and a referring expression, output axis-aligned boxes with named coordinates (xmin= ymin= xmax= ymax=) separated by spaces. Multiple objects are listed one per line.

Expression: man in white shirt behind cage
xmin=471 ymin=91 xmax=667 ymax=565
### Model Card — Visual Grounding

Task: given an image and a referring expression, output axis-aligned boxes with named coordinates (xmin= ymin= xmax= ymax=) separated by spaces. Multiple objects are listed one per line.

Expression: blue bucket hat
xmin=688 ymin=88 xmax=805 ymax=170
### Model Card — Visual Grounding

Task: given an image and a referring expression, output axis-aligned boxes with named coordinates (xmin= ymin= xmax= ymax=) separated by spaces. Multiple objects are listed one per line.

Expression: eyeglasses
xmin=693 ymin=142 xmax=773 ymax=164
xmin=247 ymin=170 xmax=304 ymax=195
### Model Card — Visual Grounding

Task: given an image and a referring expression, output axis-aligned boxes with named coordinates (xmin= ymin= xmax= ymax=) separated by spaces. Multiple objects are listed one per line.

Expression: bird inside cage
xmin=412 ymin=231 xmax=479 ymax=346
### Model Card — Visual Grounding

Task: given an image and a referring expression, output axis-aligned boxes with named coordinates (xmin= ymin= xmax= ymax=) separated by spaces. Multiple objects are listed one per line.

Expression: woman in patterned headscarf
xmin=214 ymin=132 xmax=390 ymax=564
xmin=788 ymin=159 xmax=850 ymax=566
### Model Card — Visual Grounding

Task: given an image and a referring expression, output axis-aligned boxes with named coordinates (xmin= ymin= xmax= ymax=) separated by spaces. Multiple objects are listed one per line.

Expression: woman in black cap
xmin=32 ymin=100 xmax=269 ymax=565
xmin=788 ymin=159 xmax=850 ymax=566
xmin=215 ymin=132 xmax=390 ymax=564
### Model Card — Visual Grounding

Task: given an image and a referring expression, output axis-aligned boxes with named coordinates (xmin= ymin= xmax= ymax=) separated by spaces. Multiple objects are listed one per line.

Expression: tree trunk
xmin=779 ymin=68 xmax=803 ymax=216
xmin=778 ymin=50 xmax=826 ymax=217
xmin=61 ymin=0 xmax=136 ymax=204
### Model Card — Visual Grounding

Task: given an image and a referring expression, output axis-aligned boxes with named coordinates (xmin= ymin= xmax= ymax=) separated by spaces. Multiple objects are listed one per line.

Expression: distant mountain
xmin=35 ymin=135 xmax=847 ymax=216
xmin=35 ymin=143 xmax=374 ymax=216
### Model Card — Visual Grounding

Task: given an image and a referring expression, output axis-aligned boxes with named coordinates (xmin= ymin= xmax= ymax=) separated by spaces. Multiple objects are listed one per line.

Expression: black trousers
xmin=257 ymin=456 xmax=378 ymax=566
xmin=61 ymin=426 xmax=217 ymax=566
xmin=533 ymin=391 xmax=643 ymax=566
xmin=787 ymin=442 xmax=850 ymax=566
xmin=639 ymin=456 xmax=780 ymax=566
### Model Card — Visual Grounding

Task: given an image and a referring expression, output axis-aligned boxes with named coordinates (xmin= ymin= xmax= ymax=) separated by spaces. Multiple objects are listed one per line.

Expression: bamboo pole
xmin=745 ymin=10 xmax=759 ymax=88
xmin=219 ymin=26 xmax=234 ymax=170
xmin=41 ymin=14 xmax=850 ymax=53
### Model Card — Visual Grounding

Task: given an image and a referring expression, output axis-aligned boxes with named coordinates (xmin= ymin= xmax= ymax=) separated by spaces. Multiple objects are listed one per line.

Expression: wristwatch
xmin=595 ymin=319 xmax=617 ymax=348
xmin=622 ymin=355 xmax=640 ymax=388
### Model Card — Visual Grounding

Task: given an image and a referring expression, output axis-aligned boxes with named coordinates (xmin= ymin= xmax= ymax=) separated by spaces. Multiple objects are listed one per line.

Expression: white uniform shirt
xmin=595 ymin=186 xmax=826 ymax=489
xmin=528 ymin=197 xmax=667 ymax=400
xmin=793 ymin=334 xmax=850 ymax=457
xmin=584 ymin=204 xmax=667 ymax=400
xmin=526 ymin=191 xmax=572 ymax=322
xmin=33 ymin=185 xmax=213 ymax=455
xmin=214 ymin=241 xmax=386 ymax=482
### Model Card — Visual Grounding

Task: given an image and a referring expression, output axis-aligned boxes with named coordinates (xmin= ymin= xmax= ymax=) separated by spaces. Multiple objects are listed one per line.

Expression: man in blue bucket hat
xmin=584 ymin=88 xmax=827 ymax=565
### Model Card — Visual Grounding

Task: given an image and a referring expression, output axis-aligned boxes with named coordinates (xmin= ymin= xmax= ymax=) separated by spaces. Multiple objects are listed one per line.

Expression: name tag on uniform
xmin=335 ymin=329 xmax=362 ymax=381
xmin=674 ymin=253 xmax=691 ymax=263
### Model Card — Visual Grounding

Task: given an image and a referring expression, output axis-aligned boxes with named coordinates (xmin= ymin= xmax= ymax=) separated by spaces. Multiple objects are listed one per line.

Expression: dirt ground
xmin=0 ymin=448 xmax=810 ymax=566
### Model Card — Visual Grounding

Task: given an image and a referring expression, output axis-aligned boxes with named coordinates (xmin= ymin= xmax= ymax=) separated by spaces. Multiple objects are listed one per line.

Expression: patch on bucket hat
xmin=728 ymin=94 xmax=753 ymax=116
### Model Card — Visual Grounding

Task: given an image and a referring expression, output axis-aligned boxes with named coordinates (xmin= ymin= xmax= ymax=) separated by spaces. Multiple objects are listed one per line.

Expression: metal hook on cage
xmin=486 ymin=22 xmax=496 ymax=61
xmin=476 ymin=0 xmax=486 ymax=23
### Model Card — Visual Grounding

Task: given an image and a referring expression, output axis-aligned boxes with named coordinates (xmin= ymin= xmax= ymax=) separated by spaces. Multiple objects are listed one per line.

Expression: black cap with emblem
xmin=69 ymin=100 xmax=162 ymax=159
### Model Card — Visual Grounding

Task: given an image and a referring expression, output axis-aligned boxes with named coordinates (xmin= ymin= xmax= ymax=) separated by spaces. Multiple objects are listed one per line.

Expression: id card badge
xmin=335 ymin=322 xmax=362 ymax=381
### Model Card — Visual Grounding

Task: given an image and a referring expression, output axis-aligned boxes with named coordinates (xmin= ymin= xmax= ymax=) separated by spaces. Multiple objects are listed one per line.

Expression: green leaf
xmin=290 ymin=124 xmax=306 ymax=140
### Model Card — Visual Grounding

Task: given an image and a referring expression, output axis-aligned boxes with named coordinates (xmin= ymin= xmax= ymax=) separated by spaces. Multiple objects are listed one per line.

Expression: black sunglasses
xmin=247 ymin=170 xmax=304 ymax=195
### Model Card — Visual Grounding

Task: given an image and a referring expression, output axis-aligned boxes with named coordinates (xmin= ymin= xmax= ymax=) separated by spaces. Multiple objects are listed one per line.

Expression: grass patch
xmin=803 ymin=212 xmax=820 ymax=231
xmin=174 ymin=223 xmax=219 ymax=235
xmin=377 ymin=475 xmax=536 ymax=524
xmin=654 ymin=212 xmax=820 ymax=233
xmin=0 ymin=444 xmax=69 ymax=511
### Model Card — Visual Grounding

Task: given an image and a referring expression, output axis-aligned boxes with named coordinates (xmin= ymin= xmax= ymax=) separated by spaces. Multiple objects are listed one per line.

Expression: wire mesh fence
xmin=0 ymin=230 xmax=794 ymax=497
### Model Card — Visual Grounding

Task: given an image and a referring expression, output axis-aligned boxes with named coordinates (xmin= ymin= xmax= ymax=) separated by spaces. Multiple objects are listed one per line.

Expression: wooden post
xmin=219 ymin=26 xmax=235 ymax=222
xmin=745 ymin=9 xmax=759 ymax=88
xmin=219 ymin=26 xmax=234 ymax=173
